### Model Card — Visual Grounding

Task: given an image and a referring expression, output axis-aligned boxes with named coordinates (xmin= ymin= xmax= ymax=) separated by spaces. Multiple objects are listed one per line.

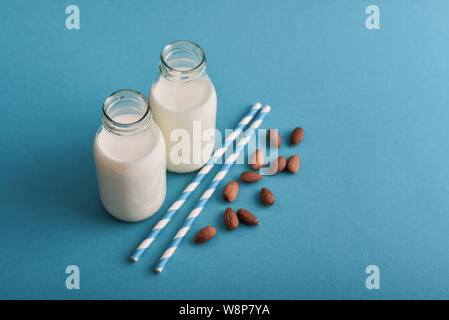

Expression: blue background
xmin=1 ymin=0 xmax=448 ymax=299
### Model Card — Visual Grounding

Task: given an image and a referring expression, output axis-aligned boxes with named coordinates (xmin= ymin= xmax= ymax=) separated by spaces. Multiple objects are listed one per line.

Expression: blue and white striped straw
xmin=154 ymin=105 xmax=271 ymax=273
xmin=130 ymin=102 xmax=263 ymax=262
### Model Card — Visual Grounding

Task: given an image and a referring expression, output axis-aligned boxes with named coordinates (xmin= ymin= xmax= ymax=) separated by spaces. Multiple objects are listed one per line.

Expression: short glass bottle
xmin=93 ymin=89 xmax=166 ymax=222
xmin=150 ymin=40 xmax=217 ymax=173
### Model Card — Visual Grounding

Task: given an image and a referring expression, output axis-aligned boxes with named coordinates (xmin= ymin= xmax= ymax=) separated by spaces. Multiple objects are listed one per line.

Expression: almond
xmin=194 ymin=226 xmax=216 ymax=244
xmin=268 ymin=156 xmax=287 ymax=174
xmin=223 ymin=180 xmax=239 ymax=202
xmin=237 ymin=209 xmax=259 ymax=225
xmin=260 ymin=188 xmax=275 ymax=206
xmin=224 ymin=208 xmax=239 ymax=230
xmin=268 ymin=129 xmax=281 ymax=148
xmin=240 ymin=171 xmax=263 ymax=183
xmin=287 ymin=155 xmax=300 ymax=173
xmin=290 ymin=127 xmax=304 ymax=146
xmin=250 ymin=149 xmax=265 ymax=170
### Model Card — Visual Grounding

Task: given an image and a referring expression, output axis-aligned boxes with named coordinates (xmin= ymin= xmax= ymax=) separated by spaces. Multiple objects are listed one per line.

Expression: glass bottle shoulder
xmin=150 ymin=75 xmax=216 ymax=113
xmin=94 ymin=120 xmax=164 ymax=165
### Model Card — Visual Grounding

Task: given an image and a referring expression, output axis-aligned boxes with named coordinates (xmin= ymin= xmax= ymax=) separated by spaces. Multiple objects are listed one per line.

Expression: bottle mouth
xmin=160 ymin=40 xmax=206 ymax=82
xmin=102 ymin=89 xmax=152 ymax=136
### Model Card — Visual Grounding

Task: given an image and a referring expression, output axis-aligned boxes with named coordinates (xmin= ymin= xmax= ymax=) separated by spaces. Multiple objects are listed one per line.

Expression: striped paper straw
xmin=130 ymin=102 xmax=263 ymax=262
xmin=154 ymin=105 xmax=271 ymax=273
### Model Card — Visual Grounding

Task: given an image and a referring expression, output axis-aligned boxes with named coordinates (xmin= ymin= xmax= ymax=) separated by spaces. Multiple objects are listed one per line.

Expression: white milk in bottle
xmin=150 ymin=40 xmax=217 ymax=173
xmin=93 ymin=90 xmax=166 ymax=222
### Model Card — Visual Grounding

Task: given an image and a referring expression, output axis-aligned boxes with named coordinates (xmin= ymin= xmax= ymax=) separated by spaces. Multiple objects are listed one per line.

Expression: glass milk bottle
xmin=93 ymin=90 xmax=166 ymax=222
xmin=150 ymin=40 xmax=217 ymax=173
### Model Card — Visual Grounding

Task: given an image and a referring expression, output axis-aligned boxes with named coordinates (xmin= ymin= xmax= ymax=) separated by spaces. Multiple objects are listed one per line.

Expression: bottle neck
xmin=102 ymin=90 xmax=151 ymax=136
xmin=159 ymin=40 xmax=207 ymax=83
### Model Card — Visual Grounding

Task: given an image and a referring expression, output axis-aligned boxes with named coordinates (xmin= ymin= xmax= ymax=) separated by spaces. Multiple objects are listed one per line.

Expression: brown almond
xmin=224 ymin=208 xmax=239 ymax=230
xmin=290 ymin=127 xmax=305 ymax=146
xmin=268 ymin=156 xmax=287 ymax=174
xmin=237 ymin=209 xmax=259 ymax=225
xmin=223 ymin=180 xmax=239 ymax=202
xmin=240 ymin=171 xmax=263 ymax=183
xmin=260 ymin=188 xmax=275 ymax=206
xmin=194 ymin=226 xmax=216 ymax=244
xmin=250 ymin=149 xmax=265 ymax=170
xmin=268 ymin=129 xmax=281 ymax=148
xmin=287 ymin=155 xmax=300 ymax=173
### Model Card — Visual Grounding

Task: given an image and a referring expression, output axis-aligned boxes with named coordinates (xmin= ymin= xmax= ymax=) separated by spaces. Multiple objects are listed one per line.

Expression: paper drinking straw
xmin=154 ymin=105 xmax=271 ymax=273
xmin=130 ymin=102 xmax=263 ymax=262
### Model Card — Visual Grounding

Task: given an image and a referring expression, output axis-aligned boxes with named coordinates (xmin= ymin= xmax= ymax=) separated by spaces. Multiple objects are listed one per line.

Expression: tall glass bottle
xmin=150 ymin=40 xmax=217 ymax=173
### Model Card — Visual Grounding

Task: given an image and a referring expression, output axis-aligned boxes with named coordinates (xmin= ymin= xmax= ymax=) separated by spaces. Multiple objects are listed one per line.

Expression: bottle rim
xmin=102 ymin=89 xmax=152 ymax=136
